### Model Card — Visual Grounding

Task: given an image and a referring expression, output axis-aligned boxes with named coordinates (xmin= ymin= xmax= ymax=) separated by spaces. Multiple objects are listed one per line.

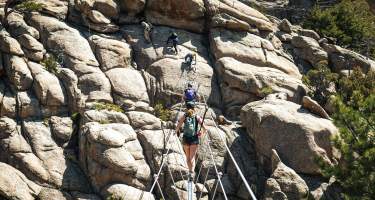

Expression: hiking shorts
xmin=183 ymin=135 xmax=199 ymax=145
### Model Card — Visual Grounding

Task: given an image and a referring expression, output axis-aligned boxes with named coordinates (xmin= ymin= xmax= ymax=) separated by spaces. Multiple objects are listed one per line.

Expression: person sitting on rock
xmin=141 ymin=21 xmax=152 ymax=43
xmin=184 ymin=52 xmax=197 ymax=70
xmin=183 ymin=83 xmax=199 ymax=104
xmin=166 ymin=32 xmax=179 ymax=54
xmin=175 ymin=101 xmax=206 ymax=180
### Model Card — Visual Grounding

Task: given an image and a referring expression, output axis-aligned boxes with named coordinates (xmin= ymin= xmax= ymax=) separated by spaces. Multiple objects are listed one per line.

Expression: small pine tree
xmin=302 ymin=61 xmax=338 ymax=105
xmin=304 ymin=0 xmax=375 ymax=59
xmin=319 ymin=68 xmax=375 ymax=199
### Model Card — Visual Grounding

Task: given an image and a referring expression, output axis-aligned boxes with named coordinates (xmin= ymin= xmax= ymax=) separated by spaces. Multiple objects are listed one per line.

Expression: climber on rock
xmin=141 ymin=21 xmax=152 ymax=43
xmin=184 ymin=52 xmax=197 ymax=71
xmin=183 ymin=83 xmax=199 ymax=104
xmin=166 ymin=32 xmax=179 ymax=54
xmin=175 ymin=101 xmax=206 ymax=180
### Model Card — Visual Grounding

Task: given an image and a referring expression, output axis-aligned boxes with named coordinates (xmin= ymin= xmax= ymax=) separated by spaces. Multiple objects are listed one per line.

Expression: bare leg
xmin=183 ymin=144 xmax=192 ymax=172
xmin=189 ymin=144 xmax=198 ymax=173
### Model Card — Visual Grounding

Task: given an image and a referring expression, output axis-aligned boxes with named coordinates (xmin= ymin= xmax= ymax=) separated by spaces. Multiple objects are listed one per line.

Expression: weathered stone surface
xmin=56 ymin=68 xmax=85 ymax=113
xmin=210 ymin=28 xmax=301 ymax=78
xmin=0 ymin=117 xmax=50 ymax=184
xmin=0 ymin=162 xmax=41 ymax=200
xmin=147 ymin=57 xmax=221 ymax=107
xmin=106 ymin=68 xmax=149 ymax=103
xmin=6 ymin=12 xmax=40 ymax=39
xmin=94 ymin=0 xmax=119 ymax=19
xmin=121 ymin=25 xmax=158 ymax=70
xmin=3 ymin=54 xmax=33 ymax=91
xmin=38 ymin=187 xmax=72 ymax=200
xmin=89 ymin=35 xmax=132 ymax=71
xmin=241 ymin=99 xmax=338 ymax=174
xmin=217 ymin=57 xmax=306 ymax=118
xmin=207 ymin=0 xmax=274 ymax=32
xmin=50 ymin=116 xmax=74 ymax=143
xmin=299 ymin=29 xmax=320 ymax=40
xmin=35 ymin=0 xmax=69 ymax=20
xmin=17 ymin=34 xmax=45 ymax=52
xmin=0 ymin=30 xmax=24 ymax=56
xmin=101 ymin=183 xmax=155 ymax=200
xmin=0 ymin=86 xmax=16 ymax=118
xmin=291 ymin=36 xmax=328 ymax=67
xmin=267 ymin=149 xmax=309 ymax=200
xmin=126 ymin=111 xmax=161 ymax=130
xmin=28 ymin=61 xmax=67 ymax=107
xmin=83 ymin=109 xmax=129 ymax=124
xmin=22 ymin=121 xmax=91 ymax=192
xmin=146 ymin=0 xmax=205 ymax=32
xmin=80 ymin=122 xmax=151 ymax=192
xmin=322 ymin=43 xmax=375 ymax=73
xmin=17 ymin=91 xmax=41 ymax=118
xmin=278 ymin=19 xmax=292 ymax=33
xmin=28 ymin=14 xmax=113 ymax=103
xmin=302 ymin=96 xmax=330 ymax=119
xmin=119 ymin=0 xmax=145 ymax=15
xmin=88 ymin=10 xmax=111 ymax=24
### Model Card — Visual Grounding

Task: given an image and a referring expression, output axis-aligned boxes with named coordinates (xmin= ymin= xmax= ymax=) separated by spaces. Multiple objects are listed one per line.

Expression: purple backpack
xmin=184 ymin=88 xmax=196 ymax=101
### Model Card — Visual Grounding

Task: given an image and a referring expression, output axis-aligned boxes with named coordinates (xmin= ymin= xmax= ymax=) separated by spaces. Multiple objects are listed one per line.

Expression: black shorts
xmin=183 ymin=135 xmax=199 ymax=145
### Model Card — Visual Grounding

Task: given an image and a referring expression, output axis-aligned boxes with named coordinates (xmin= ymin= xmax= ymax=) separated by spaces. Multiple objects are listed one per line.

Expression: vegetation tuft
xmin=93 ymin=102 xmax=124 ymax=113
xmin=259 ymin=86 xmax=274 ymax=96
xmin=154 ymin=102 xmax=171 ymax=122
xmin=41 ymin=55 xmax=59 ymax=74
xmin=304 ymin=0 xmax=375 ymax=59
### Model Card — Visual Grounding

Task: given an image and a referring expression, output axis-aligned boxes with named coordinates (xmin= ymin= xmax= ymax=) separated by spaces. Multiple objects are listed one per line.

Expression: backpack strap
xmin=194 ymin=116 xmax=198 ymax=134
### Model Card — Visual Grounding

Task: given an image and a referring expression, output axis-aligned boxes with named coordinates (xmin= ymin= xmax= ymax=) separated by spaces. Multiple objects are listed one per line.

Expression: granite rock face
xmin=0 ymin=0 xmax=372 ymax=199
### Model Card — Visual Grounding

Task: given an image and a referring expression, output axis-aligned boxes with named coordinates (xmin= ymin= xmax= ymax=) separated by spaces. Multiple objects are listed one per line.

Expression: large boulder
xmin=119 ymin=0 xmax=145 ymax=15
xmin=17 ymin=34 xmax=45 ymax=62
xmin=126 ymin=111 xmax=161 ymax=130
xmin=80 ymin=122 xmax=151 ymax=192
xmin=22 ymin=121 xmax=91 ymax=192
xmin=101 ymin=183 xmax=154 ymax=200
xmin=291 ymin=36 xmax=328 ymax=68
xmin=17 ymin=91 xmax=42 ymax=118
xmin=34 ymin=0 xmax=69 ymax=20
xmin=106 ymin=68 xmax=149 ymax=103
xmin=210 ymin=28 xmax=301 ymax=78
xmin=263 ymin=149 xmax=309 ymax=200
xmin=27 ymin=14 xmax=113 ymax=103
xmin=146 ymin=0 xmax=205 ymax=32
xmin=322 ymin=43 xmax=375 ymax=73
xmin=3 ymin=54 xmax=33 ymax=91
xmin=28 ymin=62 xmax=67 ymax=107
xmin=147 ymin=57 xmax=221 ymax=107
xmin=0 ymin=30 xmax=24 ymax=56
xmin=217 ymin=57 xmax=306 ymax=118
xmin=0 ymin=162 xmax=41 ymax=200
xmin=206 ymin=0 xmax=274 ymax=32
xmin=89 ymin=35 xmax=132 ymax=71
xmin=0 ymin=117 xmax=50 ymax=184
xmin=6 ymin=12 xmax=40 ymax=39
xmin=241 ymin=99 xmax=338 ymax=175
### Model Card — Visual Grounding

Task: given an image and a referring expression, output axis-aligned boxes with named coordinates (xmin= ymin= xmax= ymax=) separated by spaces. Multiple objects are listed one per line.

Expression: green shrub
xmin=260 ymin=86 xmax=274 ymax=96
xmin=42 ymin=117 xmax=49 ymax=126
xmin=106 ymin=195 xmax=124 ymax=200
xmin=93 ymin=102 xmax=124 ymax=113
xmin=41 ymin=55 xmax=59 ymax=74
xmin=14 ymin=0 xmax=43 ymax=12
xmin=154 ymin=103 xmax=171 ymax=122
xmin=302 ymin=61 xmax=338 ymax=105
xmin=70 ymin=112 xmax=80 ymax=121
xmin=317 ymin=68 xmax=375 ymax=199
xmin=304 ymin=0 xmax=375 ymax=59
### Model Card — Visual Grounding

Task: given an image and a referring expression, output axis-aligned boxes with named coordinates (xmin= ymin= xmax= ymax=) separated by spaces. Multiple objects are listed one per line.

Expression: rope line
xmin=201 ymin=95 xmax=258 ymax=200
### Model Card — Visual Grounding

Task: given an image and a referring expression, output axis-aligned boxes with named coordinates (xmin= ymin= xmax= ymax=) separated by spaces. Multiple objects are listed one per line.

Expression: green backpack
xmin=183 ymin=114 xmax=198 ymax=138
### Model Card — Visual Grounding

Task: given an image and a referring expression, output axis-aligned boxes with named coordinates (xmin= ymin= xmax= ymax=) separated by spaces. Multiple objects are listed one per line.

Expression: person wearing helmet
xmin=183 ymin=83 xmax=199 ymax=104
xmin=175 ymin=101 xmax=206 ymax=180
xmin=166 ymin=32 xmax=179 ymax=54
xmin=184 ymin=52 xmax=197 ymax=70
